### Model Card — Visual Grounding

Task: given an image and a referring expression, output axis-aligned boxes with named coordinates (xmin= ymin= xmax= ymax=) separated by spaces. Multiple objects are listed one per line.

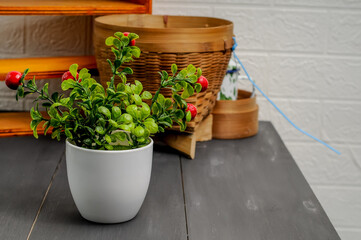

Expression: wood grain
xmin=0 ymin=112 xmax=50 ymax=137
xmin=0 ymin=56 xmax=97 ymax=81
xmin=181 ymin=122 xmax=340 ymax=240
xmin=0 ymin=0 xmax=150 ymax=15
xmin=0 ymin=136 xmax=64 ymax=240
xmin=29 ymin=149 xmax=187 ymax=240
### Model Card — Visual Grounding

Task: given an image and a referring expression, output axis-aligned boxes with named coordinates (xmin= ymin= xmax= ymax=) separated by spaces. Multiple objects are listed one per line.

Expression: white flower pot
xmin=65 ymin=139 xmax=153 ymax=223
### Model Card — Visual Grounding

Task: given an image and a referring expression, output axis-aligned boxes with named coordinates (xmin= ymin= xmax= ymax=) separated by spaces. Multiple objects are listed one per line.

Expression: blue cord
xmin=232 ymin=38 xmax=340 ymax=155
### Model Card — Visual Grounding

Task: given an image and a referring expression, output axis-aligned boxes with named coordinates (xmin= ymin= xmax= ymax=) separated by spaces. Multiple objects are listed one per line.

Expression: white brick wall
xmin=1 ymin=1 xmax=361 ymax=238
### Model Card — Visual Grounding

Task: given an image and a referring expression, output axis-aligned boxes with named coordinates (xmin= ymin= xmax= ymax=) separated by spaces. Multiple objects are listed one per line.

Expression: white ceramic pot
xmin=65 ymin=139 xmax=153 ymax=223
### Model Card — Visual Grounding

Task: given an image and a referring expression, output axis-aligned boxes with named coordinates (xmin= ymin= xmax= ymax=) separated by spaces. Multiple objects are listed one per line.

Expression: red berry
xmin=123 ymin=32 xmax=129 ymax=37
xmin=5 ymin=71 xmax=22 ymax=90
xmin=129 ymin=39 xmax=136 ymax=46
xmin=197 ymin=76 xmax=208 ymax=92
xmin=186 ymin=103 xmax=197 ymax=120
xmin=61 ymin=71 xmax=80 ymax=82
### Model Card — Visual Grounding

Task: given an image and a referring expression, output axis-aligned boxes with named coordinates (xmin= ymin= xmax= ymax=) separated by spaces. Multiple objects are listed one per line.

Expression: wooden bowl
xmin=212 ymin=90 xmax=258 ymax=139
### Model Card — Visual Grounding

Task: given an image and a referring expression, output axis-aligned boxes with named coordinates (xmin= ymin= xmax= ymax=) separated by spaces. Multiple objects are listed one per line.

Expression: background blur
xmin=1 ymin=0 xmax=360 ymax=239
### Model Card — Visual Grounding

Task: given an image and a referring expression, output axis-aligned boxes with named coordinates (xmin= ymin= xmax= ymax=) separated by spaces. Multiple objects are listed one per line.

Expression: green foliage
xmin=15 ymin=32 xmax=203 ymax=150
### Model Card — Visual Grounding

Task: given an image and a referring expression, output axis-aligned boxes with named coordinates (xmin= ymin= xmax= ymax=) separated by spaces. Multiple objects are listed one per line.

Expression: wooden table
xmin=0 ymin=122 xmax=340 ymax=240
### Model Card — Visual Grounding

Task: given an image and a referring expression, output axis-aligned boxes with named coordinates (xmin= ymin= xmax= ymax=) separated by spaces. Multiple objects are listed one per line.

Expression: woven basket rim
xmin=94 ymin=14 xmax=233 ymax=33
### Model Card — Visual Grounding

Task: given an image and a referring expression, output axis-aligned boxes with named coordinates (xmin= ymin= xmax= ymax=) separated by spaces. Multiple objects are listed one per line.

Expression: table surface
xmin=0 ymin=122 xmax=340 ymax=240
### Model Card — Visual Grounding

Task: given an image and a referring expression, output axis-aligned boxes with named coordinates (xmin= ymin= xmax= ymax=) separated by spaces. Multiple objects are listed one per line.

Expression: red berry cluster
xmin=185 ymin=75 xmax=209 ymax=120
xmin=5 ymin=71 xmax=22 ymax=90
xmin=61 ymin=71 xmax=80 ymax=82
xmin=123 ymin=32 xmax=136 ymax=46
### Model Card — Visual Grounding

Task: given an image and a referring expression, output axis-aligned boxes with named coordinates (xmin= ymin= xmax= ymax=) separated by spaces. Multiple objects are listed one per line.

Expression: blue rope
xmin=232 ymin=37 xmax=340 ymax=155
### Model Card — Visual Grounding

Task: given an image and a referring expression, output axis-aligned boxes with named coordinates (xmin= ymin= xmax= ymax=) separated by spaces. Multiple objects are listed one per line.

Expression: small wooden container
xmin=212 ymin=90 xmax=258 ymax=139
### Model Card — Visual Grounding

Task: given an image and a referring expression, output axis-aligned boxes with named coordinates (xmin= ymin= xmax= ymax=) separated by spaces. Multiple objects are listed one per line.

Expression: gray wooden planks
xmin=29 ymin=148 xmax=187 ymax=240
xmin=181 ymin=122 xmax=340 ymax=240
xmin=0 ymin=136 xmax=64 ymax=240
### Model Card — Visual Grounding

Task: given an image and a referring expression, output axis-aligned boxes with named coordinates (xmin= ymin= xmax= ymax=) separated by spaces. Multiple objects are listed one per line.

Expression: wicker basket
xmin=94 ymin=15 xmax=233 ymax=132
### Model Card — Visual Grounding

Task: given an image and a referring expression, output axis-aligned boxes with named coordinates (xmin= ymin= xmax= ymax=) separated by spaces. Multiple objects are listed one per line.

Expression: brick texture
xmin=0 ymin=1 xmax=360 ymax=238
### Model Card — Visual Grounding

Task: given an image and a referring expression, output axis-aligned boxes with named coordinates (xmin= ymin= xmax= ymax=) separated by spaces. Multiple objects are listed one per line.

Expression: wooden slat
xmin=28 ymin=148 xmax=187 ymax=240
xmin=0 ymin=56 xmax=97 ymax=81
xmin=0 ymin=136 xmax=64 ymax=239
xmin=0 ymin=0 xmax=150 ymax=15
xmin=0 ymin=112 xmax=48 ymax=137
xmin=181 ymin=122 xmax=340 ymax=240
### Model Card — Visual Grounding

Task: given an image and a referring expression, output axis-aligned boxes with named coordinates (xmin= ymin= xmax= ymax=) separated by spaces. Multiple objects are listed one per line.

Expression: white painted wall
xmin=0 ymin=1 xmax=361 ymax=238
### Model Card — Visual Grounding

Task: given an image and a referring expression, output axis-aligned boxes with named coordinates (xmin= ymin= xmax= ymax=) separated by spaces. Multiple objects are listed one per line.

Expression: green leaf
xmin=173 ymin=93 xmax=184 ymax=108
xmin=117 ymin=83 xmax=126 ymax=92
xmin=42 ymin=102 xmax=52 ymax=108
xmin=51 ymin=92 xmax=59 ymax=102
xmin=164 ymin=98 xmax=172 ymax=109
xmin=144 ymin=118 xmax=158 ymax=134
xmin=177 ymin=69 xmax=187 ymax=78
xmin=122 ymin=67 xmax=133 ymax=75
xmin=69 ymin=64 xmax=78 ymax=79
xmin=186 ymin=83 xmax=194 ymax=97
xmin=61 ymin=79 xmax=76 ymax=91
xmin=113 ymin=38 xmax=121 ymax=49
xmin=109 ymin=119 xmax=118 ymax=128
xmin=105 ymin=36 xmax=115 ymax=46
xmin=189 ymin=75 xmax=197 ymax=84
xmin=187 ymin=64 xmax=196 ymax=76
xmin=111 ymin=131 xmax=127 ymax=142
xmin=114 ymin=60 xmax=121 ymax=70
xmin=131 ymin=48 xmax=140 ymax=58
xmin=119 ymin=123 xmax=134 ymax=132
xmin=140 ymin=102 xmax=150 ymax=119
xmin=114 ymin=32 xmax=123 ymax=39
xmin=132 ymin=94 xmax=142 ymax=105
xmin=43 ymin=121 xmax=51 ymax=136
xmin=105 ymin=135 xmax=112 ymax=143
xmin=65 ymin=128 xmax=73 ymax=140
xmin=157 ymin=94 xmax=165 ymax=105
xmin=60 ymin=97 xmax=70 ymax=106
xmin=112 ymin=106 xmax=121 ymax=119
xmin=152 ymin=103 xmax=159 ymax=115
xmin=197 ymin=68 xmax=202 ymax=78
xmin=126 ymin=105 xmax=138 ymax=119
xmin=111 ymin=47 xmax=120 ymax=59
xmin=181 ymin=88 xmax=190 ymax=99
xmin=98 ymin=106 xmax=111 ymax=119
xmin=141 ymin=91 xmax=152 ymax=100
xmin=128 ymin=33 xmax=139 ymax=40
xmin=174 ymin=109 xmax=184 ymax=119
xmin=194 ymin=83 xmax=202 ymax=93
xmin=105 ymin=144 xmax=114 ymax=150
xmin=134 ymin=80 xmax=143 ymax=93
xmin=30 ymin=107 xmax=41 ymax=120
xmin=95 ymin=126 xmax=105 ymax=134
xmin=121 ymin=36 xmax=129 ymax=46
xmin=171 ymin=64 xmax=178 ymax=75
xmin=120 ymin=113 xmax=133 ymax=124
xmin=33 ymin=126 xmax=39 ymax=139
xmin=162 ymin=71 xmax=168 ymax=81
xmin=78 ymin=68 xmax=89 ymax=80
xmin=186 ymin=110 xmax=192 ymax=122
xmin=51 ymin=102 xmax=62 ymax=108
xmin=43 ymin=83 xmax=49 ymax=95
xmin=134 ymin=126 xmax=145 ymax=137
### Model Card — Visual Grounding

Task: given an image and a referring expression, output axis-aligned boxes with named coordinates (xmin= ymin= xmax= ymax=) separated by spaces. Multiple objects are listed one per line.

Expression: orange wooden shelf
xmin=0 ymin=112 xmax=49 ymax=137
xmin=0 ymin=0 xmax=151 ymax=15
xmin=0 ymin=56 xmax=97 ymax=80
